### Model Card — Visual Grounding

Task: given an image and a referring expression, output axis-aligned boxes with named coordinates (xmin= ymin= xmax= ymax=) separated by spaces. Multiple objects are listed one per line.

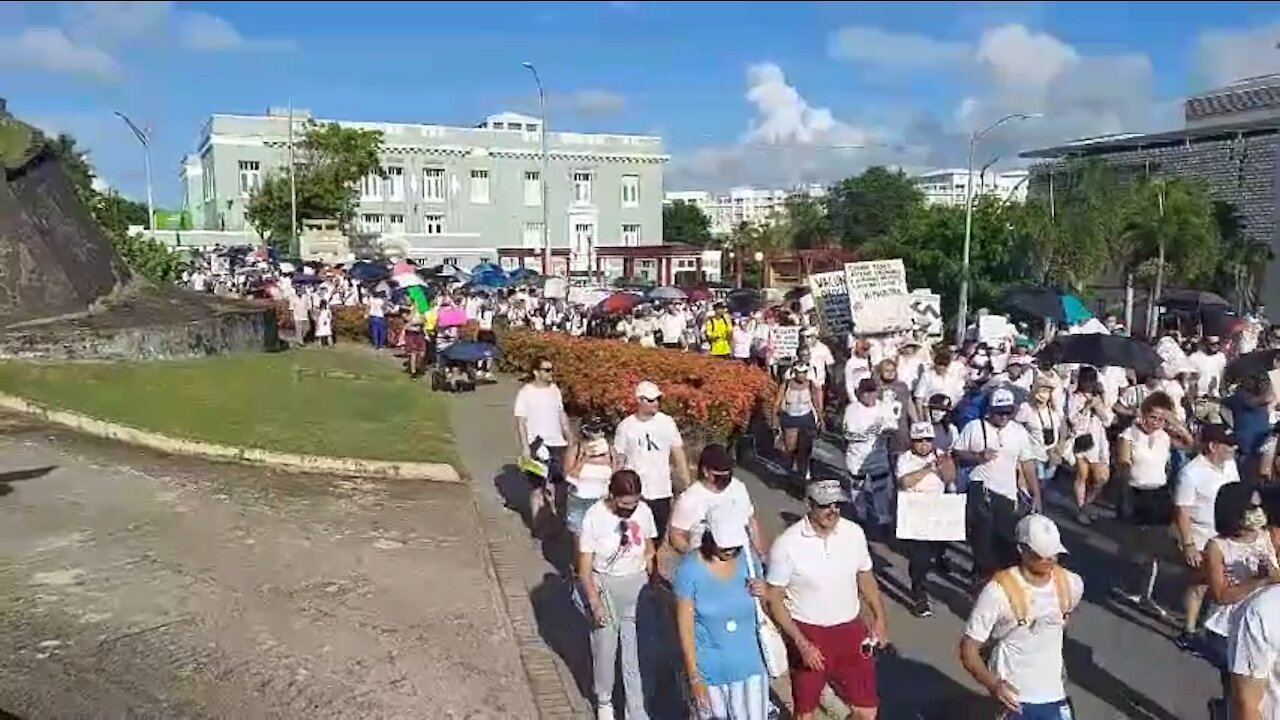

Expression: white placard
xmin=772 ymin=326 xmax=801 ymax=360
xmin=808 ymin=270 xmax=852 ymax=335
xmin=978 ymin=315 xmax=1011 ymax=345
xmin=845 ymin=260 xmax=911 ymax=333
xmin=910 ymin=289 xmax=943 ymax=337
xmin=544 ymin=277 xmax=568 ymax=299
xmin=798 ymin=292 xmax=815 ymax=313
xmin=895 ymin=492 xmax=968 ymax=541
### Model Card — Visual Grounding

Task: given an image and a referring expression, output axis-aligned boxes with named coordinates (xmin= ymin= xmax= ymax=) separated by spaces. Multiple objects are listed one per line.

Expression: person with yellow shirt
xmin=704 ymin=303 xmax=733 ymax=357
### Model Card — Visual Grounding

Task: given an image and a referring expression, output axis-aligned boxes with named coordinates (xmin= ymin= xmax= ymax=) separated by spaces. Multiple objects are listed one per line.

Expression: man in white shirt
xmin=614 ymin=380 xmax=691 ymax=539
xmin=1174 ymin=424 xmax=1240 ymax=650
xmin=1189 ymin=336 xmax=1228 ymax=398
xmin=843 ymin=378 xmax=895 ymax=529
xmin=766 ymin=480 xmax=889 ymax=720
xmin=1231 ymin=585 xmax=1280 ymax=720
xmin=513 ymin=357 xmax=573 ymax=537
xmin=658 ymin=305 xmax=687 ymax=349
xmin=844 ymin=338 xmax=878 ymax=402
xmin=960 ymin=514 xmax=1083 ymax=719
xmin=804 ymin=328 xmax=836 ymax=392
xmin=954 ymin=388 xmax=1040 ymax=587
xmin=667 ymin=443 xmax=765 ymax=559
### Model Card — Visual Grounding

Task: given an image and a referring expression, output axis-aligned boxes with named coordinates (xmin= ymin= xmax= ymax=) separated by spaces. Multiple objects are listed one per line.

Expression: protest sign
xmin=543 ymin=277 xmax=568 ymax=299
xmin=895 ymin=493 xmax=967 ymax=542
xmin=772 ymin=326 xmax=800 ymax=360
xmin=798 ymin=292 xmax=815 ymax=313
xmin=808 ymin=270 xmax=852 ymax=335
xmin=978 ymin=315 xmax=1011 ymax=345
xmin=844 ymin=260 xmax=911 ymax=333
xmin=910 ymin=290 xmax=943 ymax=337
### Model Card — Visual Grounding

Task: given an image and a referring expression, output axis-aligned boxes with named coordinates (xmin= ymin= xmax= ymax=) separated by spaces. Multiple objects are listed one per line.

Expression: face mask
xmin=613 ymin=504 xmax=637 ymax=519
xmin=929 ymin=409 xmax=948 ymax=424
xmin=585 ymin=438 xmax=608 ymax=456
xmin=1244 ymin=508 xmax=1268 ymax=531
xmin=1035 ymin=390 xmax=1053 ymax=404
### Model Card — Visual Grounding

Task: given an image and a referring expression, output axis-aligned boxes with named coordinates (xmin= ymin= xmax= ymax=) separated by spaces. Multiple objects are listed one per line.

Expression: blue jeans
xmin=1008 ymin=699 xmax=1073 ymax=719
xmin=368 ymin=316 xmax=387 ymax=348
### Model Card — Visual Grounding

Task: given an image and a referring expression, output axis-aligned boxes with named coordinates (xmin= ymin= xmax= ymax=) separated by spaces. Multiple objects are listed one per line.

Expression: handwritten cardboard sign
xmin=895 ymin=492 xmax=967 ymax=541
xmin=808 ymin=270 xmax=852 ymax=335
xmin=845 ymin=260 xmax=911 ymax=333
xmin=772 ymin=326 xmax=801 ymax=360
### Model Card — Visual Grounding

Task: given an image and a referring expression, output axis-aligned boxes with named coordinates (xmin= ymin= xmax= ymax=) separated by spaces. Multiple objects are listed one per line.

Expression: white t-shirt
xmin=1230 ymin=585 xmax=1280 ymax=720
xmin=1119 ymin=425 xmax=1172 ymax=489
xmin=914 ymin=366 xmax=965 ymax=407
xmin=766 ymin=517 xmax=873 ymax=626
xmin=669 ymin=478 xmax=755 ymax=548
xmin=659 ymin=311 xmax=686 ymax=344
xmin=478 ymin=309 xmax=494 ymax=331
xmin=956 ymin=419 xmax=1033 ymax=501
xmin=808 ymin=341 xmax=836 ymax=388
xmin=513 ymin=383 xmax=568 ymax=448
xmin=366 ymin=297 xmax=385 ymax=319
xmin=614 ymin=412 xmax=684 ymax=500
xmin=842 ymin=400 xmax=892 ymax=476
xmin=1015 ymin=403 xmax=1061 ymax=463
xmin=1161 ymin=379 xmax=1189 ymax=421
xmin=1189 ymin=351 xmax=1228 ymax=397
xmin=731 ymin=328 xmax=753 ymax=359
xmin=1175 ymin=455 xmax=1242 ymax=551
xmin=896 ymin=450 xmax=946 ymax=494
xmin=579 ymin=500 xmax=657 ymax=577
xmin=844 ymin=355 xmax=877 ymax=398
xmin=964 ymin=567 xmax=1085 ymax=705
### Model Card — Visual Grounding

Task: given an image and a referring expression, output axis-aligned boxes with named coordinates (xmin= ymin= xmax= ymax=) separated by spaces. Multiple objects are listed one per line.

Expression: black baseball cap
xmin=856 ymin=378 xmax=879 ymax=395
xmin=699 ymin=443 xmax=734 ymax=473
xmin=1202 ymin=424 xmax=1237 ymax=447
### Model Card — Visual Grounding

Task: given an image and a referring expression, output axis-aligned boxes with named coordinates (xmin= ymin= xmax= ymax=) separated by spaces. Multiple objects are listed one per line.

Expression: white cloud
xmin=743 ymin=62 xmax=872 ymax=146
xmin=0 ymin=26 xmax=119 ymax=80
xmin=1196 ymin=23 xmax=1280 ymax=88
xmin=975 ymin=24 xmax=1077 ymax=91
xmin=828 ymin=26 xmax=970 ymax=69
xmin=568 ymin=89 xmax=625 ymax=116
xmin=61 ymin=1 xmax=174 ymax=41
xmin=178 ymin=11 xmax=295 ymax=52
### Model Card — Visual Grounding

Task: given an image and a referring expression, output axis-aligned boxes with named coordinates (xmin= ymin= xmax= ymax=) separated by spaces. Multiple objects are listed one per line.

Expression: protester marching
xmin=186 ymin=248 xmax=1280 ymax=719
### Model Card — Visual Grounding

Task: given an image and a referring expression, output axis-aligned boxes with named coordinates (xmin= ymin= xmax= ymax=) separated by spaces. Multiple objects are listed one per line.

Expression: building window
xmin=524 ymin=171 xmax=541 ymax=206
xmin=492 ymin=122 xmax=505 ymax=130
xmin=622 ymin=223 xmax=641 ymax=246
xmin=621 ymin=175 xmax=640 ymax=207
xmin=636 ymin=259 xmax=656 ymax=281
xmin=573 ymin=171 xmax=593 ymax=204
xmin=470 ymin=169 xmax=490 ymax=204
xmin=442 ymin=256 xmax=460 ymax=267
xmin=388 ymin=214 xmax=405 ymax=234
xmin=675 ymin=258 xmax=697 ymax=271
xmin=386 ymin=166 xmax=404 ymax=201
xmin=361 ymin=172 xmax=382 ymax=201
xmin=522 ymin=222 xmax=543 ymax=248
xmin=424 ymin=213 xmax=444 ymax=235
xmin=508 ymin=122 xmax=524 ymax=131
xmin=422 ymin=168 xmax=445 ymax=202
xmin=238 ymin=161 xmax=261 ymax=196
xmin=359 ymin=213 xmax=383 ymax=233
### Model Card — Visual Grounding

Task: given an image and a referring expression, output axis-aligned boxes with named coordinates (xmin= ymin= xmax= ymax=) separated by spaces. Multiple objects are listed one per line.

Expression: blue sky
xmin=4 ymin=1 xmax=1280 ymax=206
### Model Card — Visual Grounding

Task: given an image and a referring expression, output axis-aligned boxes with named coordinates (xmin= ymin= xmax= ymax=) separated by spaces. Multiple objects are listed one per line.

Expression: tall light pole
xmin=114 ymin=111 xmax=154 ymax=237
xmin=955 ymin=112 xmax=1041 ymax=345
xmin=522 ymin=61 xmax=552 ymax=276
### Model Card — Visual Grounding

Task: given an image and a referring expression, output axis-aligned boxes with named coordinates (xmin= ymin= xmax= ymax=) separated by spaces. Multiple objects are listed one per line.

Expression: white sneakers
xmin=596 ymin=704 xmax=615 ymax=720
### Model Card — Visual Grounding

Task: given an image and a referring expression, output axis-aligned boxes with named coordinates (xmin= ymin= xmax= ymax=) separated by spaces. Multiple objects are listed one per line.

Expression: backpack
xmin=992 ymin=566 xmax=1073 ymax=629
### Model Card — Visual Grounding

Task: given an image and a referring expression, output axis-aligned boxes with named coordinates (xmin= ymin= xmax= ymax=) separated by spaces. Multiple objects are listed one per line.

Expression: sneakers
xmin=910 ymin=598 xmax=933 ymax=618
xmin=596 ymin=703 xmax=614 ymax=720
xmin=1074 ymin=510 xmax=1093 ymax=526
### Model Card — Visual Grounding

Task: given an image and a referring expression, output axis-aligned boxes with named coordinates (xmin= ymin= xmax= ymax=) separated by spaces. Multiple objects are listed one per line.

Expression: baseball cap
xmin=909 ymin=421 xmax=935 ymax=440
xmin=635 ymin=380 xmax=663 ymax=400
xmin=807 ymin=479 xmax=850 ymax=505
xmin=791 ymin=362 xmax=812 ymax=376
xmin=707 ymin=506 xmax=750 ymax=549
xmin=856 ymin=378 xmax=879 ymax=395
xmin=1015 ymin=514 xmax=1069 ymax=558
xmin=1202 ymin=424 xmax=1238 ymax=447
xmin=1007 ymin=355 xmax=1032 ymax=366
xmin=989 ymin=388 xmax=1016 ymax=411
xmin=698 ymin=443 xmax=734 ymax=474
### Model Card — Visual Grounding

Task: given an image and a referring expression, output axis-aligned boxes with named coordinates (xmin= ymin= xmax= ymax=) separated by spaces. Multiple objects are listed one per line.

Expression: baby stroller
xmin=432 ymin=341 xmax=498 ymax=393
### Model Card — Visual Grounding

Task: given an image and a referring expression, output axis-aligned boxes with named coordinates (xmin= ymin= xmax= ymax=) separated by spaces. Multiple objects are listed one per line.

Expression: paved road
xmin=740 ymin=433 xmax=1219 ymax=719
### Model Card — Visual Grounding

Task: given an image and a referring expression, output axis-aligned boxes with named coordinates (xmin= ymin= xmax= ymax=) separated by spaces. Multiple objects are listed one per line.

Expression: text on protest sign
xmin=807 ymin=271 xmax=852 ymax=335
xmin=910 ymin=290 xmax=943 ymax=337
xmin=772 ymin=326 xmax=801 ymax=360
xmin=844 ymin=260 xmax=912 ymax=333
xmin=895 ymin=492 xmax=967 ymax=542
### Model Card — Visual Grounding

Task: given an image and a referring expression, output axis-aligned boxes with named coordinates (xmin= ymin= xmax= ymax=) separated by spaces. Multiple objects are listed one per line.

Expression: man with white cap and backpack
xmin=959 ymin=514 xmax=1083 ymax=720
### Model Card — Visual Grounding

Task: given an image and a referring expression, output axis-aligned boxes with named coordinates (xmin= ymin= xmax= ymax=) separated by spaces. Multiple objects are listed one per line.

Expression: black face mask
xmin=614 ymin=504 xmax=638 ymax=519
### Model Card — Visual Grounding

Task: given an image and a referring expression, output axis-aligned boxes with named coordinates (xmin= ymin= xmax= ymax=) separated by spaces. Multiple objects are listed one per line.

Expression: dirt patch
xmin=0 ymin=430 xmax=532 ymax=719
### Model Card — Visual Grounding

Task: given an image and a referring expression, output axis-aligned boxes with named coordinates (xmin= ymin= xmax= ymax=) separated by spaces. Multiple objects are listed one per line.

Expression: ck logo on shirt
xmin=642 ymin=433 xmax=660 ymax=452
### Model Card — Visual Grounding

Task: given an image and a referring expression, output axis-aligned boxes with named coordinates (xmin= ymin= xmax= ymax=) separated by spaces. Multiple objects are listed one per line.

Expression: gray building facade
xmin=183 ymin=110 xmax=667 ymax=271
xmin=1022 ymin=74 xmax=1280 ymax=311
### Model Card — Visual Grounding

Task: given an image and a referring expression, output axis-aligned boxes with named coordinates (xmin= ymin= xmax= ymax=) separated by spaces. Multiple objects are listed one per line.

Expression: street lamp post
xmin=522 ymin=62 xmax=552 ymax=276
xmin=114 ymin=111 xmax=154 ymax=237
xmin=955 ymin=113 xmax=1041 ymax=346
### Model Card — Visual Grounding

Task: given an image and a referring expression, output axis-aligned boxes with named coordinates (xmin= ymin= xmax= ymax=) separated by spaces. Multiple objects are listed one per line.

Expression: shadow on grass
xmin=0 ymin=465 xmax=56 ymax=497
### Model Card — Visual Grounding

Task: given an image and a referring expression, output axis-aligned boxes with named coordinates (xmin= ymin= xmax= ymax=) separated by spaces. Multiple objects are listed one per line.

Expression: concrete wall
xmin=0 ymin=307 xmax=278 ymax=360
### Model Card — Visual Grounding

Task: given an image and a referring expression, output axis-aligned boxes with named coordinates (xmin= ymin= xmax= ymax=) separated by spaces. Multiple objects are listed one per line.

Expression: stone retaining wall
xmin=0 ymin=307 xmax=279 ymax=360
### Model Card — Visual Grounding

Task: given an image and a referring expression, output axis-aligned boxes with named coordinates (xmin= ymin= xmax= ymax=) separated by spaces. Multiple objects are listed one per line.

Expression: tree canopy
xmin=826 ymin=166 xmax=924 ymax=248
xmin=662 ymin=200 xmax=714 ymax=247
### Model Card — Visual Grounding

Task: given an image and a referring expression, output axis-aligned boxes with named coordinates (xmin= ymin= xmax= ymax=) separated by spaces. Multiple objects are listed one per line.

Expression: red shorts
xmin=404 ymin=329 xmax=426 ymax=354
xmin=790 ymin=618 xmax=878 ymax=713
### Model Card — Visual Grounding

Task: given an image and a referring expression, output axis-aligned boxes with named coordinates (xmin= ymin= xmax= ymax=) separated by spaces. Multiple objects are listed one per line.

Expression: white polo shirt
xmin=1175 ymin=455 xmax=1241 ymax=551
xmin=766 ymin=516 xmax=873 ymax=626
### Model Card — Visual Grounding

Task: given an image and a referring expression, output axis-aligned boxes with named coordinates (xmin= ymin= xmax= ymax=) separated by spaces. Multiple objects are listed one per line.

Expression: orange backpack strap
xmin=1052 ymin=566 xmax=1073 ymax=620
xmin=993 ymin=569 xmax=1030 ymax=626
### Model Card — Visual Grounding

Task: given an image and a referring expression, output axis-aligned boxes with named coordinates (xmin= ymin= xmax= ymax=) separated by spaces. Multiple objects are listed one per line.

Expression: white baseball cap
xmin=909 ymin=421 xmax=936 ymax=440
xmin=635 ymin=381 xmax=663 ymax=400
xmin=1016 ymin=514 xmax=1068 ymax=557
xmin=989 ymin=388 xmax=1017 ymax=410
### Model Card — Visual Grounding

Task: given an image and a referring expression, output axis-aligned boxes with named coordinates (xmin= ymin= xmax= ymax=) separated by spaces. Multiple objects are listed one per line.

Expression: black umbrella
xmin=726 ymin=288 xmax=764 ymax=315
xmin=441 ymin=341 xmax=499 ymax=363
xmin=350 ymin=261 xmax=389 ymax=282
xmin=1036 ymin=334 xmax=1162 ymax=374
xmin=1226 ymin=349 xmax=1280 ymax=384
xmin=1159 ymin=289 xmax=1229 ymax=312
xmin=1003 ymin=287 xmax=1067 ymax=321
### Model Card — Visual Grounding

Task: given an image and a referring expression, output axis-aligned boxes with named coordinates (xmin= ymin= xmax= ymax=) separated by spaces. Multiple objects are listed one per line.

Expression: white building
xmin=664 ymin=184 xmax=826 ymax=236
xmin=912 ymin=168 xmax=1029 ymax=207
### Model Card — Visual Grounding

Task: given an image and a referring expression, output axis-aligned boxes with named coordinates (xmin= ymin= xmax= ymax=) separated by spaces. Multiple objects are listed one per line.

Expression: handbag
xmin=745 ymin=552 xmax=788 ymax=678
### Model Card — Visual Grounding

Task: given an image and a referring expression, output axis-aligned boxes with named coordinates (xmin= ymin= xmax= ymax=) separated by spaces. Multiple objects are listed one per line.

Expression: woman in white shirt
xmin=563 ymin=416 xmax=617 ymax=543
xmin=578 ymin=469 xmax=657 ymax=720
xmin=1016 ymin=376 xmax=1069 ymax=486
xmin=731 ymin=318 xmax=754 ymax=363
xmin=1066 ymin=366 xmax=1114 ymax=525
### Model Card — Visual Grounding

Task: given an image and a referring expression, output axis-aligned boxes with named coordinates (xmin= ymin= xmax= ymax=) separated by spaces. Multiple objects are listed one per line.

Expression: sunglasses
xmin=811 ymin=501 xmax=842 ymax=511
xmin=638 ymin=396 xmax=661 ymax=403
xmin=537 ymin=366 xmax=554 ymax=372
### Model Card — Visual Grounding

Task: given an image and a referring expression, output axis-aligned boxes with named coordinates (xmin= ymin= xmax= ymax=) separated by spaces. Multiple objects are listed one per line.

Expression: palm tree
xmin=1213 ymin=202 xmax=1271 ymax=311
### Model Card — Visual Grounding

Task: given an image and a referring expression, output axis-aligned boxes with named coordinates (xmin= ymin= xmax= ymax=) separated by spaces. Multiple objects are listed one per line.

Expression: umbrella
xmin=291 ymin=274 xmax=322 ymax=286
xmin=510 ymin=267 xmax=540 ymax=282
xmin=648 ymin=286 xmax=687 ymax=301
xmin=784 ymin=286 xmax=810 ymax=301
xmin=419 ymin=264 xmax=466 ymax=283
xmin=1160 ymin=289 xmax=1229 ymax=311
xmin=441 ymin=342 xmax=500 ymax=364
xmin=470 ymin=270 xmax=509 ymax=288
xmin=726 ymin=289 xmax=764 ymax=315
xmin=1002 ymin=287 xmax=1092 ymax=324
xmin=596 ymin=292 xmax=648 ymax=315
xmin=350 ymin=261 xmax=390 ymax=282
xmin=683 ymin=287 xmax=713 ymax=302
xmin=1226 ymin=349 xmax=1280 ymax=384
xmin=471 ymin=261 xmax=504 ymax=277
xmin=1036 ymin=334 xmax=1162 ymax=374
xmin=466 ymin=285 xmax=498 ymax=296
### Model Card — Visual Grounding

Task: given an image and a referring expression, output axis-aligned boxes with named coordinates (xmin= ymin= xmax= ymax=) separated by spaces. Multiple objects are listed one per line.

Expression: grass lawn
xmin=0 ymin=347 xmax=455 ymax=464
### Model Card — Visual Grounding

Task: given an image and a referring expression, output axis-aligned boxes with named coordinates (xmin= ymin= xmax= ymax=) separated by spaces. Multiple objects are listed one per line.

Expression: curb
xmin=0 ymin=392 xmax=461 ymax=483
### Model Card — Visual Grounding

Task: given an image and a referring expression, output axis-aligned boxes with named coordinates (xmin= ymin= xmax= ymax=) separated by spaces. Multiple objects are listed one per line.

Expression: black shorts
xmin=780 ymin=412 xmax=817 ymax=432
xmin=525 ymin=445 xmax=567 ymax=489
xmin=1121 ymin=484 xmax=1173 ymax=527
xmin=477 ymin=329 xmax=497 ymax=345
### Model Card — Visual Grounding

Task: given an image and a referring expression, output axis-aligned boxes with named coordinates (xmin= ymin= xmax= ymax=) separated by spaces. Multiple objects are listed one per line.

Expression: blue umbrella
xmin=471 ymin=261 xmax=505 ymax=277
xmin=350 ymin=261 xmax=389 ymax=282
xmin=471 ymin=270 xmax=509 ymax=288
xmin=292 ymin=273 xmax=322 ymax=286
xmin=441 ymin=341 xmax=500 ymax=363
xmin=1060 ymin=294 xmax=1092 ymax=325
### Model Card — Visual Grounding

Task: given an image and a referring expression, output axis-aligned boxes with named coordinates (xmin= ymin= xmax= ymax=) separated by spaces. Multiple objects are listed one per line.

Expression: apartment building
xmin=664 ymin=183 xmax=826 ymax=236
xmin=183 ymin=109 xmax=667 ymax=272
xmin=911 ymin=168 xmax=1030 ymax=207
